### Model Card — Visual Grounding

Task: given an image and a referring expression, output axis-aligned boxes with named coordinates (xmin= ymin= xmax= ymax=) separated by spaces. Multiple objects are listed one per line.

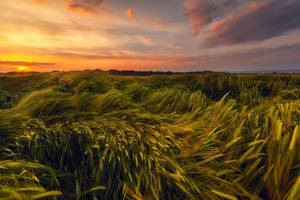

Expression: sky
xmin=0 ymin=0 xmax=300 ymax=72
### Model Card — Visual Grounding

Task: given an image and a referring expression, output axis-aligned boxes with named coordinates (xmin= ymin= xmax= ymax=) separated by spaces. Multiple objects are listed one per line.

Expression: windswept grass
xmin=0 ymin=71 xmax=299 ymax=199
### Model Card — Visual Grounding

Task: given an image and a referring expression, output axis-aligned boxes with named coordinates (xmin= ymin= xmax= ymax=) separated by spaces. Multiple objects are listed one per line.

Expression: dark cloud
xmin=180 ymin=42 xmax=300 ymax=68
xmin=202 ymin=0 xmax=300 ymax=47
xmin=223 ymin=0 xmax=238 ymax=8
xmin=185 ymin=0 xmax=241 ymax=36
xmin=185 ymin=0 xmax=217 ymax=36
xmin=0 ymin=61 xmax=56 ymax=67
xmin=69 ymin=0 xmax=103 ymax=7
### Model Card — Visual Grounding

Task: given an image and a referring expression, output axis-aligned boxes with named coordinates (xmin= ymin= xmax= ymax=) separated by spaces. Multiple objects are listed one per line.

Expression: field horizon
xmin=2 ymin=68 xmax=300 ymax=76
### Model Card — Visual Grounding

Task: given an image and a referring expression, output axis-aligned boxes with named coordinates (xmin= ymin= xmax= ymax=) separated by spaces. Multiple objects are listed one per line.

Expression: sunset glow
xmin=16 ymin=66 xmax=29 ymax=71
xmin=0 ymin=0 xmax=300 ymax=72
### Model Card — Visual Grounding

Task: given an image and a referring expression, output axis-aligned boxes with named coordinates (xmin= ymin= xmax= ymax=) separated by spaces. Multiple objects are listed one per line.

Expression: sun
xmin=16 ymin=66 xmax=29 ymax=71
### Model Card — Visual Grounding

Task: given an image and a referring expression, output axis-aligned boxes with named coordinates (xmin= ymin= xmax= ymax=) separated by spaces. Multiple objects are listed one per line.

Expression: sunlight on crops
xmin=0 ymin=71 xmax=299 ymax=200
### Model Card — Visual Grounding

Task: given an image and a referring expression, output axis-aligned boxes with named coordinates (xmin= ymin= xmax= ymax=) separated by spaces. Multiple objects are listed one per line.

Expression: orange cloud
xmin=0 ymin=61 xmax=56 ymax=67
xmin=0 ymin=60 xmax=56 ymax=72
xmin=125 ymin=8 xmax=169 ymax=27
xmin=24 ymin=0 xmax=46 ymax=6
xmin=134 ymin=35 xmax=154 ymax=47
xmin=126 ymin=8 xmax=136 ymax=19
xmin=64 ymin=0 xmax=114 ymax=16
xmin=68 ymin=4 xmax=97 ymax=15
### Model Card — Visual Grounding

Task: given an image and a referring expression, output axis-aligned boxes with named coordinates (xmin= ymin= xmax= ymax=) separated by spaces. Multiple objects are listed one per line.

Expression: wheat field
xmin=0 ymin=71 xmax=299 ymax=200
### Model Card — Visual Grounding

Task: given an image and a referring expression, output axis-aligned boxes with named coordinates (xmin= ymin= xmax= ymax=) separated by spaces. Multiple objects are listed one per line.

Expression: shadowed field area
xmin=0 ymin=71 xmax=299 ymax=200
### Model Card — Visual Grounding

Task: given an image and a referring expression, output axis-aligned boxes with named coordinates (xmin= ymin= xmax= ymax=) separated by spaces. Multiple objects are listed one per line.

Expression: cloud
xmin=185 ymin=0 xmax=217 ymax=36
xmin=24 ymin=0 xmax=46 ymax=6
xmin=126 ymin=8 xmax=136 ymax=19
xmin=68 ymin=4 xmax=98 ymax=15
xmin=67 ymin=0 xmax=103 ymax=8
xmin=0 ymin=61 xmax=57 ymax=72
xmin=125 ymin=8 xmax=170 ymax=28
xmin=0 ymin=61 xmax=56 ymax=67
xmin=200 ymin=0 xmax=300 ymax=47
xmin=185 ymin=0 xmax=246 ymax=36
xmin=143 ymin=17 xmax=170 ymax=28
xmin=223 ymin=0 xmax=238 ymax=8
xmin=134 ymin=35 xmax=155 ymax=47
xmin=64 ymin=0 xmax=112 ymax=15
xmin=179 ymin=42 xmax=300 ymax=68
